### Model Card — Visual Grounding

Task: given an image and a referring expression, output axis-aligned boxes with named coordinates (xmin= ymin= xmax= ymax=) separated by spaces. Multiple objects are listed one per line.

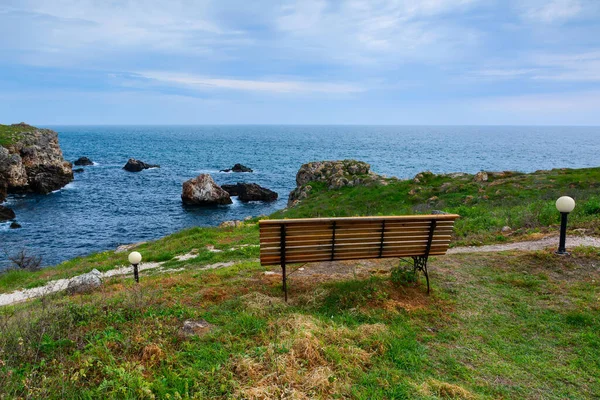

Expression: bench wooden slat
xmin=261 ymin=247 xmax=451 ymax=261
xmin=260 ymin=250 xmax=449 ymax=265
xmin=259 ymin=220 xmax=456 ymax=231
xmin=260 ymin=239 xmax=451 ymax=254
xmin=259 ymin=214 xmax=460 ymax=225
xmin=260 ymin=224 xmax=454 ymax=236
xmin=259 ymin=220 xmax=456 ymax=232
xmin=259 ymin=233 xmax=453 ymax=248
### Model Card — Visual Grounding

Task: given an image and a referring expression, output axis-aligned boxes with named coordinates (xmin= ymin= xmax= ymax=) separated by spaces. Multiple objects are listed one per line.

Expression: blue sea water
xmin=1 ymin=125 xmax=599 ymax=268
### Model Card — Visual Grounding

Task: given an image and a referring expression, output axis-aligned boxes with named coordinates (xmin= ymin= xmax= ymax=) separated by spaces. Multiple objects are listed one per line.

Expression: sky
xmin=1 ymin=0 xmax=599 ymax=125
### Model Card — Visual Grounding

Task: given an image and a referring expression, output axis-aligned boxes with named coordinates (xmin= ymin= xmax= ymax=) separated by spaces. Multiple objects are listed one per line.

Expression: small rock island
xmin=222 ymin=182 xmax=278 ymax=202
xmin=220 ymin=163 xmax=253 ymax=173
xmin=181 ymin=174 xmax=232 ymax=206
xmin=123 ymin=158 xmax=160 ymax=172
xmin=73 ymin=156 xmax=94 ymax=166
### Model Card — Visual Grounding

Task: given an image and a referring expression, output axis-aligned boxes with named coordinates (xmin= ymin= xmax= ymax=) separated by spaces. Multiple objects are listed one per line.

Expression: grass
xmin=0 ymin=123 xmax=35 ymax=147
xmin=273 ymin=167 xmax=600 ymax=246
xmin=0 ymin=224 xmax=259 ymax=293
xmin=1 ymin=165 xmax=600 ymax=398
xmin=0 ymin=247 xmax=598 ymax=398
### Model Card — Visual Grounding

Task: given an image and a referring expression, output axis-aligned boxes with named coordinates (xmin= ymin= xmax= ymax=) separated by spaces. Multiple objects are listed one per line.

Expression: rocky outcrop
xmin=221 ymin=184 xmax=241 ymax=196
xmin=222 ymin=183 xmax=278 ymax=202
xmin=219 ymin=220 xmax=243 ymax=228
xmin=123 ymin=158 xmax=160 ymax=172
xmin=181 ymin=174 xmax=232 ymax=206
xmin=73 ymin=157 xmax=94 ymax=166
xmin=66 ymin=269 xmax=102 ymax=294
xmin=0 ymin=124 xmax=73 ymax=197
xmin=0 ymin=205 xmax=15 ymax=221
xmin=179 ymin=319 xmax=215 ymax=337
xmin=220 ymin=163 xmax=253 ymax=173
xmin=73 ymin=168 xmax=84 ymax=173
xmin=288 ymin=160 xmax=383 ymax=207
xmin=474 ymin=171 xmax=488 ymax=182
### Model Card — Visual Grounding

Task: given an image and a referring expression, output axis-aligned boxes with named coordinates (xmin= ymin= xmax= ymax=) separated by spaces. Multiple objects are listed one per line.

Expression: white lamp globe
xmin=128 ymin=251 xmax=142 ymax=265
xmin=556 ymin=196 xmax=576 ymax=213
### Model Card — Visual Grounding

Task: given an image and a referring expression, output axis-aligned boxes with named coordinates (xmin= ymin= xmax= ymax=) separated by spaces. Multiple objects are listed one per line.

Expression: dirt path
xmin=448 ymin=235 xmax=600 ymax=254
xmin=1 ymin=237 xmax=599 ymax=307
xmin=0 ymin=252 xmax=235 ymax=307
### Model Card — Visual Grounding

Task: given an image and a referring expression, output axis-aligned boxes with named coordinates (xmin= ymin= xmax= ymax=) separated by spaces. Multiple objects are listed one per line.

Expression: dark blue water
xmin=1 ymin=125 xmax=599 ymax=267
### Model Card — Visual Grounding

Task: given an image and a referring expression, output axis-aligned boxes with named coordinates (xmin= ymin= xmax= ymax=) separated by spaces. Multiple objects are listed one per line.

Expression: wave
xmin=51 ymin=182 xmax=76 ymax=194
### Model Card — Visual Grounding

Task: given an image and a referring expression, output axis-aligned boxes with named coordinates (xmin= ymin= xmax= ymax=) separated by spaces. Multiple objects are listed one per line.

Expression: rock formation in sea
xmin=181 ymin=174 xmax=232 ymax=206
xmin=0 ymin=205 xmax=15 ymax=222
xmin=288 ymin=159 xmax=385 ymax=207
xmin=0 ymin=123 xmax=73 ymax=219
xmin=73 ymin=156 xmax=94 ymax=166
xmin=220 ymin=163 xmax=253 ymax=173
xmin=222 ymin=182 xmax=278 ymax=202
xmin=123 ymin=158 xmax=160 ymax=172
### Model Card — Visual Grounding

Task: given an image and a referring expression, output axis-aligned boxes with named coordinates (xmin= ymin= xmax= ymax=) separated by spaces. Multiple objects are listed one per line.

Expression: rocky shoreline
xmin=0 ymin=123 xmax=73 ymax=222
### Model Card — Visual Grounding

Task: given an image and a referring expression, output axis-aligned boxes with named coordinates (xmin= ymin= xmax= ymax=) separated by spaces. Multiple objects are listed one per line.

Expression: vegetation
xmin=274 ymin=167 xmax=600 ymax=246
xmin=1 ymin=165 xmax=600 ymax=398
xmin=0 ymin=123 xmax=33 ymax=147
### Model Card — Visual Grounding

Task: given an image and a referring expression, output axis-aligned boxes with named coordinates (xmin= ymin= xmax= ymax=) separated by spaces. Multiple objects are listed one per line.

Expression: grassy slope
xmin=274 ymin=167 xmax=600 ymax=245
xmin=1 ymin=166 xmax=599 ymax=399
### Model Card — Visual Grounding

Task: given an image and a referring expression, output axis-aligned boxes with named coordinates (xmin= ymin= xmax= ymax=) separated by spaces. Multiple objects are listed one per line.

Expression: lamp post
xmin=555 ymin=196 xmax=575 ymax=255
xmin=128 ymin=251 xmax=142 ymax=282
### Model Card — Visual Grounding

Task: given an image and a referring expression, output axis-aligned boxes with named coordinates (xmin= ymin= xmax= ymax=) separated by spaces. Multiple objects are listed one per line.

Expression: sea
xmin=1 ymin=125 xmax=599 ymax=268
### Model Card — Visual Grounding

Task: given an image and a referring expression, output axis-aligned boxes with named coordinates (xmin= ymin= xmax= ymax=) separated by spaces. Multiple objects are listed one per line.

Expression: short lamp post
xmin=128 ymin=251 xmax=142 ymax=283
xmin=555 ymin=196 xmax=575 ymax=255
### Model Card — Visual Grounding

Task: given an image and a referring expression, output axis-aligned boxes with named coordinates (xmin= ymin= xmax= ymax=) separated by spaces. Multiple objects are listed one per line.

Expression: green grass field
xmin=1 ymin=165 xmax=599 ymax=399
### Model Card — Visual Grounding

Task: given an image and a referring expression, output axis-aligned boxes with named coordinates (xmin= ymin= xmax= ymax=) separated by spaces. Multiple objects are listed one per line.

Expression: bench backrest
xmin=259 ymin=214 xmax=460 ymax=266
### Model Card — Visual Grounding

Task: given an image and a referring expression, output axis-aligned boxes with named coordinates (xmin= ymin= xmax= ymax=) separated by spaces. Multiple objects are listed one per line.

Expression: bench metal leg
xmin=282 ymin=262 xmax=288 ymax=302
xmin=412 ymin=256 xmax=430 ymax=294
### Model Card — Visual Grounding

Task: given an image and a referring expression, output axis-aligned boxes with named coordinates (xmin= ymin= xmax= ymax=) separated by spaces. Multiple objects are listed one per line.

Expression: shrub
xmin=5 ymin=249 xmax=42 ymax=272
xmin=582 ymin=198 xmax=600 ymax=216
xmin=390 ymin=265 xmax=417 ymax=286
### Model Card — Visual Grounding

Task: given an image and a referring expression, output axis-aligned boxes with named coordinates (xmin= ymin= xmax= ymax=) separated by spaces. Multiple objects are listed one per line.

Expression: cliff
xmin=0 ymin=123 xmax=73 ymax=205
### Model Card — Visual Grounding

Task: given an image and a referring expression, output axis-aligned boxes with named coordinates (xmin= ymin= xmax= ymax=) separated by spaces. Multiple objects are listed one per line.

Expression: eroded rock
xmin=123 ymin=158 xmax=160 ymax=172
xmin=180 ymin=319 xmax=215 ymax=337
xmin=0 ymin=124 xmax=73 ymax=196
xmin=288 ymin=160 xmax=383 ymax=207
xmin=0 ymin=205 xmax=16 ymax=221
xmin=222 ymin=182 xmax=278 ymax=202
xmin=73 ymin=157 xmax=94 ymax=166
xmin=220 ymin=163 xmax=253 ymax=173
xmin=181 ymin=174 xmax=232 ymax=206
xmin=220 ymin=220 xmax=243 ymax=228
xmin=474 ymin=171 xmax=488 ymax=182
xmin=66 ymin=269 xmax=102 ymax=294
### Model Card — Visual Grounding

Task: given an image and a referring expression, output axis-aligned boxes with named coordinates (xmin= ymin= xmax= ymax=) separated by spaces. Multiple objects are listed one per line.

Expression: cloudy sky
xmin=1 ymin=0 xmax=599 ymax=125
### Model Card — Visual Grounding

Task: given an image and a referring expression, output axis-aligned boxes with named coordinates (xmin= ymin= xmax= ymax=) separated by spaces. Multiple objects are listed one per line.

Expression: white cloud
xmin=514 ymin=0 xmax=584 ymax=23
xmin=472 ymin=50 xmax=600 ymax=83
xmin=474 ymin=90 xmax=600 ymax=113
xmin=273 ymin=0 xmax=482 ymax=64
xmin=474 ymin=68 xmax=540 ymax=78
xmin=135 ymin=71 xmax=364 ymax=94
xmin=530 ymin=51 xmax=600 ymax=81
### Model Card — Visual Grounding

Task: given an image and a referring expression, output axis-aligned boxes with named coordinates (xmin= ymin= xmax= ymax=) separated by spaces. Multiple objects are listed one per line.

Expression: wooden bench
xmin=259 ymin=214 xmax=460 ymax=301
